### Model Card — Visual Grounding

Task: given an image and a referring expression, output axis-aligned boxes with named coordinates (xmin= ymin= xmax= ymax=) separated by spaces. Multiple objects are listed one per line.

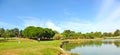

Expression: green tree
xmin=61 ymin=30 xmax=75 ymax=39
xmin=94 ymin=32 xmax=102 ymax=38
xmin=22 ymin=26 xmax=55 ymax=40
xmin=3 ymin=29 xmax=15 ymax=39
xmin=22 ymin=26 xmax=37 ymax=38
xmin=71 ymin=32 xmax=84 ymax=39
xmin=0 ymin=28 xmax=5 ymax=37
xmin=103 ymin=32 xmax=112 ymax=37
xmin=36 ymin=27 xmax=44 ymax=39
xmin=43 ymin=28 xmax=55 ymax=39
xmin=12 ymin=28 xmax=19 ymax=37
xmin=114 ymin=29 xmax=120 ymax=36
xmin=84 ymin=33 xmax=93 ymax=39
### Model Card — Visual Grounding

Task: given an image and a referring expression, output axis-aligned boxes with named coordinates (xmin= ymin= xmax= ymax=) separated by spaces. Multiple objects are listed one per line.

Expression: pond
xmin=62 ymin=39 xmax=120 ymax=55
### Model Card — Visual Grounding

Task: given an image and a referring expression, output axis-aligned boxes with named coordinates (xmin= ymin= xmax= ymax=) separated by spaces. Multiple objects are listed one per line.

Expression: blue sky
xmin=0 ymin=0 xmax=120 ymax=33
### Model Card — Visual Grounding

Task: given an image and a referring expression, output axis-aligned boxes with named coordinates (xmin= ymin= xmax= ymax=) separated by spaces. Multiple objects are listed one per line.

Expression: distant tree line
xmin=0 ymin=28 xmax=20 ymax=39
xmin=61 ymin=29 xmax=120 ymax=39
xmin=0 ymin=26 xmax=55 ymax=40
xmin=0 ymin=26 xmax=120 ymax=40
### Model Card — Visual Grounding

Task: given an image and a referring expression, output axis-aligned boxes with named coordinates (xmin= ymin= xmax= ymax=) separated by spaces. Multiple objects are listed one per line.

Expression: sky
xmin=0 ymin=0 xmax=120 ymax=33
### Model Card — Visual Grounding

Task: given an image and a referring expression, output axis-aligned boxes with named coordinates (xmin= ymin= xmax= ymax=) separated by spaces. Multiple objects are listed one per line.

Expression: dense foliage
xmin=0 ymin=26 xmax=55 ymax=40
xmin=22 ymin=26 xmax=55 ymax=39
xmin=0 ymin=28 xmax=19 ymax=39
xmin=0 ymin=26 xmax=120 ymax=40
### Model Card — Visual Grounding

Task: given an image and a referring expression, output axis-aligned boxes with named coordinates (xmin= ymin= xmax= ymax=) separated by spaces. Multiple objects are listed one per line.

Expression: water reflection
xmin=62 ymin=39 xmax=120 ymax=55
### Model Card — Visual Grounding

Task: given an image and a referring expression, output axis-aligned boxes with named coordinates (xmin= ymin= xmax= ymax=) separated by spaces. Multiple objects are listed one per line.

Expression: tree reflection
xmin=62 ymin=39 xmax=120 ymax=51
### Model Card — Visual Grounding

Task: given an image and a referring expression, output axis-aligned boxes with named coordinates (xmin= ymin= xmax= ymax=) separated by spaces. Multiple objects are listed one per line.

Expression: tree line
xmin=0 ymin=28 xmax=20 ymax=39
xmin=0 ymin=26 xmax=55 ymax=40
xmin=0 ymin=26 xmax=120 ymax=40
xmin=61 ymin=29 xmax=120 ymax=39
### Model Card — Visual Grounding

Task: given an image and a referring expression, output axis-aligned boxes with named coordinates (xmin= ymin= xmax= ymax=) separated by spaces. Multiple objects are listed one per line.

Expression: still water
xmin=62 ymin=39 xmax=120 ymax=55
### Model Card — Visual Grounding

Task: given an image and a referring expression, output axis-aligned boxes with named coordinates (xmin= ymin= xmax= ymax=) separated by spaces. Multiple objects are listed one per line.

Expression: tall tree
xmin=19 ymin=30 xmax=23 ymax=37
xmin=12 ymin=28 xmax=19 ymax=37
xmin=0 ymin=28 xmax=5 ymax=37
xmin=114 ymin=29 xmax=120 ymax=36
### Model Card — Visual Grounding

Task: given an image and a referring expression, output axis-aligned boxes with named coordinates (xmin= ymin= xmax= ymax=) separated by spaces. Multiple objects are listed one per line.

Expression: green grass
xmin=0 ymin=38 xmax=64 ymax=55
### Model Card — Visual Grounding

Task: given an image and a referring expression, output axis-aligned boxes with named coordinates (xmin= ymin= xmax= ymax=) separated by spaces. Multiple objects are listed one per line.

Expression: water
xmin=62 ymin=39 xmax=120 ymax=55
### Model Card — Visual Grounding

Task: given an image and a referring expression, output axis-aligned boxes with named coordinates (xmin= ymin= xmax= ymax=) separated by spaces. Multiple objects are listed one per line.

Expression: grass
xmin=0 ymin=38 xmax=65 ymax=55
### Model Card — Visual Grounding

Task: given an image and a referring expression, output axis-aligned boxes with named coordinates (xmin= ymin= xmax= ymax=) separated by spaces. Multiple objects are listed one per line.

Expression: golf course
xmin=1 ymin=0 xmax=120 ymax=55
xmin=0 ymin=38 xmax=66 ymax=55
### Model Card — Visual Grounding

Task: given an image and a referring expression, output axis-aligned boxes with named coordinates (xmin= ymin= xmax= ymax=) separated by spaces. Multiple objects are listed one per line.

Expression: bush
xmin=53 ymin=34 xmax=63 ymax=40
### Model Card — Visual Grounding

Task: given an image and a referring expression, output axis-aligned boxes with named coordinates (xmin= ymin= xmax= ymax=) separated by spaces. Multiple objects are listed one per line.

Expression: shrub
xmin=53 ymin=34 xmax=63 ymax=40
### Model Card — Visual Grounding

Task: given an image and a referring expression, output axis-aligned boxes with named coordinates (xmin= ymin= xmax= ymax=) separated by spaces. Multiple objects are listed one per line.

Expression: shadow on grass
xmin=30 ymin=38 xmax=54 ymax=41
xmin=0 ymin=38 xmax=54 ymax=43
xmin=40 ymin=39 xmax=53 ymax=41
xmin=0 ymin=39 xmax=8 ymax=42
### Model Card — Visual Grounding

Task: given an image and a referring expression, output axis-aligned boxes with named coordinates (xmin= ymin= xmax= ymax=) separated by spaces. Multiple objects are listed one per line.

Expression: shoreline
xmin=58 ymin=38 xmax=104 ymax=55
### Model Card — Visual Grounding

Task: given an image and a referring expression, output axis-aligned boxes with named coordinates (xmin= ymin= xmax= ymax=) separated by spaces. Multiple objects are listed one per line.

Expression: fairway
xmin=0 ymin=38 xmax=63 ymax=55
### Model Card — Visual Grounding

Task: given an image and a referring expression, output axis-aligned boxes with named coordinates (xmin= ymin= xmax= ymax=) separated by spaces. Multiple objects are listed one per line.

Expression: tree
xmin=61 ymin=30 xmax=75 ymax=39
xmin=69 ymin=32 xmax=84 ymax=39
xmin=12 ymin=28 xmax=19 ymax=37
xmin=22 ymin=26 xmax=55 ymax=40
xmin=84 ymin=33 xmax=93 ymax=39
xmin=3 ymin=29 xmax=15 ymax=39
xmin=19 ymin=30 xmax=23 ymax=37
xmin=94 ymin=32 xmax=102 ymax=38
xmin=0 ymin=28 xmax=5 ymax=37
xmin=43 ymin=28 xmax=55 ymax=39
xmin=114 ymin=29 xmax=120 ymax=36
xmin=35 ymin=27 xmax=44 ymax=39
xmin=22 ymin=26 xmax=40 ymax=38
xmin=103 ymin=32 xmax=112 ymax=37
xmin=22 ymin=26 xmax=37 ymax=38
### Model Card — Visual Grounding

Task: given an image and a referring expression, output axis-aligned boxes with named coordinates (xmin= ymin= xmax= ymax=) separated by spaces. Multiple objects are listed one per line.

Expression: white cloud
xmin=18 ymin=16 xmax=62 ymax=32
xmin=46 ymin=21 xmax=62 ymax=32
